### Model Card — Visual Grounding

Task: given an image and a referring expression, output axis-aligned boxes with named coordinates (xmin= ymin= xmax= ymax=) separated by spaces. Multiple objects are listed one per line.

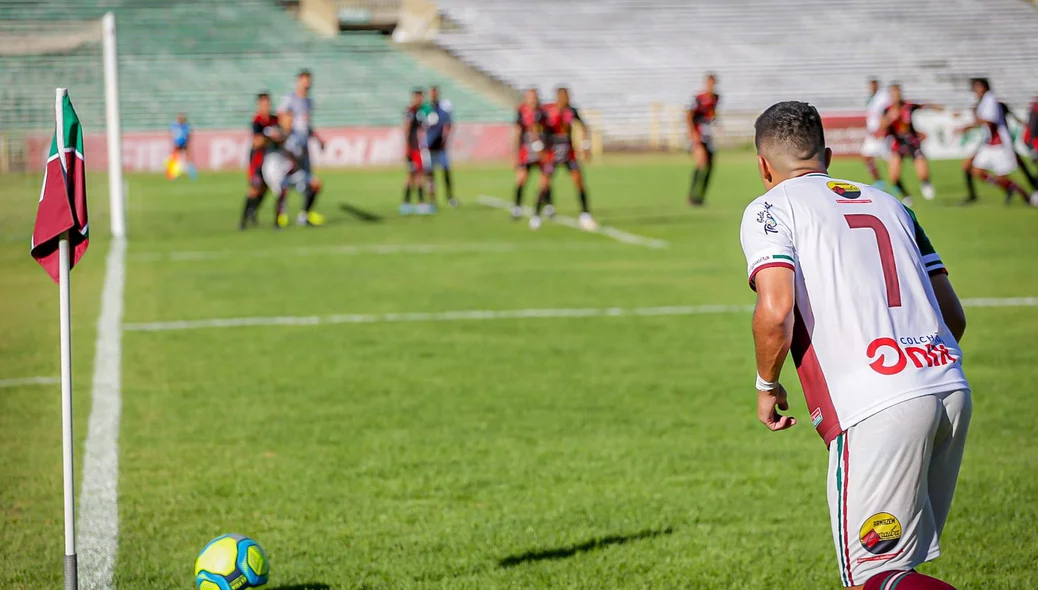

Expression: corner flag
xmin=31 ymin=89 xmax=89 ymax=283
xmin=30 ymin=88 xmax=90 ymax=590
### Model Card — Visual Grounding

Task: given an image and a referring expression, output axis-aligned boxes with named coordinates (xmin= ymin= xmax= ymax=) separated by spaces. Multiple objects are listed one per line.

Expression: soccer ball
xmin=194 ymin=533 xmax=269 ymax=590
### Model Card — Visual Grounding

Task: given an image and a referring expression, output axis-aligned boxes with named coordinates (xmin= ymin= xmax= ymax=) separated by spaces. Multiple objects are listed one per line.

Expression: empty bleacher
xmin=433 ymin=0 xmax=1038 ymax=143
xmin=0 ymin=0 xmax=510 ymax=133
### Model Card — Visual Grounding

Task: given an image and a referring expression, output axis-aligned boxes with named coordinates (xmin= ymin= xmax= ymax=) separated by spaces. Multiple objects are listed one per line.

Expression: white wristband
xmin=756 ymin=373 xmax=777 ymax=391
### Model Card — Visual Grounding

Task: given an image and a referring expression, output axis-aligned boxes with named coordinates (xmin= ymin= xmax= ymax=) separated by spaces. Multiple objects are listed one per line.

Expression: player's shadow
xmin=497 ymin=527 xmax=673 ymax=568
xmin=338 ymin=202 xmax=384 ymax=222
xmin=268 ymin=584 xmax=330 ymax=590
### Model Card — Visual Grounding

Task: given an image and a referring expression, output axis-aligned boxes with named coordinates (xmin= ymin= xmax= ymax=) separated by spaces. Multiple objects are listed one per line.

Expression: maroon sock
xmin=864 ymin=571 xmax=957 ymax=590
xmin=866 ymin=158 xmax=881 ymax=182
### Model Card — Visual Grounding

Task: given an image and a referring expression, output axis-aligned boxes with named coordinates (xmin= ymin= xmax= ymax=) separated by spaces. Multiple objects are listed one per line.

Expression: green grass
xmin=2 ymin=152 xmax=1037 ymax=589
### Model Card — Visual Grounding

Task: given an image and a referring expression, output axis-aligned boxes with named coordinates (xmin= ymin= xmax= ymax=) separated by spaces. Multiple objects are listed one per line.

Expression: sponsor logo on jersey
xmin=859 ymin=512 xmax=902 ymax=554
xmin=810 ymin=407 xmax=823 ymax=427
xmin=756 ymin=202 xmax=778 ymax=234
xmin=866 ymin=335 xmax=959 ymax=375
xmin=827 ymin=181 xmax=862 ymax=199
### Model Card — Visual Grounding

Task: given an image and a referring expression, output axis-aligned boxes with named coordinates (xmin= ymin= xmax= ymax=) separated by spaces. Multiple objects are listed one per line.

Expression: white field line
xmin=122 ymin=296 xmax=1038 ymax=334
xmin=0 ymin=376 xmax=59 ymax=388
xmin=128 ymin=241 xmax=600 ymax=262
xmin=476 ymin=195 xmax=669 ymax=249
xmin=79 ymin=238 xmax=126 ymax=590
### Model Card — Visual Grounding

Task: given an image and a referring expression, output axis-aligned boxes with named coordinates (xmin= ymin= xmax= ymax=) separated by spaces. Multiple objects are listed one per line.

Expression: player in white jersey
xmin=262 ymin=111 xmax=318 ymax=230
xmin=741 ymin=101 xmax=969 ymax=590
xmin=861 ymin=77 xmax=891 ymax=186
xmin=277 ymin=69 xmax=326 ymax=226
xmin=959 ymin=78 xmax=1038 ymax=206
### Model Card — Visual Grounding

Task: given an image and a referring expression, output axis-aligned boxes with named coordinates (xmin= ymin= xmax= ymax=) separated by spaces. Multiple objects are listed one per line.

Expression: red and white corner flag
xmin=31 ymin=88 xmax=89 ymax=282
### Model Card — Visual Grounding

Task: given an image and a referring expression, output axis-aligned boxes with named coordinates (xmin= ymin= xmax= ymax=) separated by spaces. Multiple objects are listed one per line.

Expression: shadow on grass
xmin=498 ymin=527 xmax=674 ymax=568
xmin=267 ymin=584 xmax=331 ymax=590
xmin=338 ymin=202 xmax=384 ymax=222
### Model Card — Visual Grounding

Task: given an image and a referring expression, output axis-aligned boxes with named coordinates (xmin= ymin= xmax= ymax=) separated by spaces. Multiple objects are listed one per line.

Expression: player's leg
xmin=569 ymin=162 xmax=597 ymax=230
xmin=513 ymin=164 xmax=529 ymax=219
xmin=530 ymin=162 xmax=553 ymax=230
xmin=927 ymin=389 xmax=972 ymax=541
xmin=261 ymin=155 xmax=290 ymax=228
xmin=914 ymin=156 xmax=935 ymax=200
xmin=961 ymin=156 xmax=978 ymax=204
xmin=827 ymin=396 xmax=950 ymax=589
xmin=299 ymin=176 xmax=324 ymax=226
xmin=888 ymin=151 xmax=908 ymax=200
xmin=1013 ymin=151 xmax=1037 ymax=192
xmin=971 ymin=146 xmax=1032 ymax=205
xmin=437 ymin=150 xmax=457 ymax=207
xmin=688 ymin=142 xmax=709 ymax=206
xmin=699 ymin=143 xmax=715 ymax=202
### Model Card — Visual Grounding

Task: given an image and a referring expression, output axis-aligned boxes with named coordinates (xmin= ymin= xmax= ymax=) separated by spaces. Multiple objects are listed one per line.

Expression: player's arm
xmin=442 ymin=107 xmax=453 ymax=144
xmin=904 ymin=206 xmax=966 ymax=340
xmin=572 ymin=107 xmax=592 ymax=159
xmin=686 ymin=103 xmax=701 ymax=144
xmin=402 ymin=114 xmax=411 ymax=159
xmin=740 ymin=198 xmax=798 ymax=432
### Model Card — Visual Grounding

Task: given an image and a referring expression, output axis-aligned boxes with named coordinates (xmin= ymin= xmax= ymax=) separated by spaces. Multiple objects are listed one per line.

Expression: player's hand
xmin=757 ymin=384 xmax=796 ymax=431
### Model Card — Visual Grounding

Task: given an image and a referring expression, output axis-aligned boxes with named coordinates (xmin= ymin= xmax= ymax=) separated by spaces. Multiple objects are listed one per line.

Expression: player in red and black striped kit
xmin=401 ymin=88 xmax=431 ymax=215
xmin=512 ymin=88 xmax=550 ymax=219
xmin=240 ymin=93 xmax=281 ymax=229
xmin=880 ymin=83 xmax=940 ymax=203
xmin=533 ymin=86 xmax=596 ymax=231
xmin=686 ymin=73 xmax=719 ymax=206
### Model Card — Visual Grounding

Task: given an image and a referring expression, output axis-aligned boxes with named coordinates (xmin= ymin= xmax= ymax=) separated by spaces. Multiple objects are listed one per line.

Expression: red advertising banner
xmin=24 ymin=122 xmax=514 ymax=172
xmin=821 ymin=112 xmax=867 ymax=157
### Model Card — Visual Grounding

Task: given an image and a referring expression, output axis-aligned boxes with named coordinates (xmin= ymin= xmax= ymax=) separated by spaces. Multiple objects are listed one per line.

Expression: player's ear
xmin=823 ymin=147 xmax=833 ymax=170
xmin=757 ymin=155 xmax=773 ymax=187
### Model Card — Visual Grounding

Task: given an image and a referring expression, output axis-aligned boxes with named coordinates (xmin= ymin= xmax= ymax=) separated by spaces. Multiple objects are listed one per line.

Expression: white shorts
xmin=261 ymin=153 xmax=310 ymax=194
xmin=973 ymin=144 xmax=1017 ymax=176
xmin=861 ymin=135 xmax=890 ymax=159
xmin=827 ymin=389 xmax=971 ymax=587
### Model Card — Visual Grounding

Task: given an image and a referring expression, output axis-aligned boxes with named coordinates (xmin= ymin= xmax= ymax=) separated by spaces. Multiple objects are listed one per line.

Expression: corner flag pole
xmin=55 ymin=86 xmax=80 ymax=590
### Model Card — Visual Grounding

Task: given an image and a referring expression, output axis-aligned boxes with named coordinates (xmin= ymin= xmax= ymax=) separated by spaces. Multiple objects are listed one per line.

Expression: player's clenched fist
xmin=757 ymin=384 xmax=796 ymax=431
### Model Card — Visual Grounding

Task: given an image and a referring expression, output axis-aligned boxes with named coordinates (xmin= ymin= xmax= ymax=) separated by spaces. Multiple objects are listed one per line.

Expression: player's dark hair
xmin=971 ymin=77 xmax=990 ymax=91
xmin=706 ymin=72 xmax=717 ymax=81
xmin=867 ymin=76 xmax=879 ymax=84
xmin=754 ymin=101 xmax=826 ymax=161
xmin=256 ymin=92 xmax=269 ymax=100
xmin=298 ymin=69 xmax=312 ymax=78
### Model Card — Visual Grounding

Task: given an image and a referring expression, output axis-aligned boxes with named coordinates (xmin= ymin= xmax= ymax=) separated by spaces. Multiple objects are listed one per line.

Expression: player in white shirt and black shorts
xmin=741 ymin=101 xmax=970 ymax=590
xmin=960 ymin=78 xmax=1038 ymax=207
xmin=861 ymin=77 xmax=891 ymax=186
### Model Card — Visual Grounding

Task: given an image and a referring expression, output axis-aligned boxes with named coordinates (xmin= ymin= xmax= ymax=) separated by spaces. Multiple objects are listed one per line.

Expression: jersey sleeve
xmin=252 ymin=119 xmax=263 ymax=135
xmin=276 ymin=94 xmax=291 ymax=114
xmin=902 ymin=205 xmax=947 ymax=276
xmin=975 ymin=94 xmax=999 ymax=123
xmin=740 ymin=195 xmax=797 ymax=291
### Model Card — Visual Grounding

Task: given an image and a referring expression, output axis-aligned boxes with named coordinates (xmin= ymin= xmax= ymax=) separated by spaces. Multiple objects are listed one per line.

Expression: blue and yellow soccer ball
xmin=194 ymin=533 xmax=269 ymax=590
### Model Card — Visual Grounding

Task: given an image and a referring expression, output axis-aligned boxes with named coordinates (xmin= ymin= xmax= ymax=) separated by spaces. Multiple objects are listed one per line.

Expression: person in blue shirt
xmin=423 ymin=86 xmax=457 ymax=207
xmin=169 ymin=113 xmax=197 ymax=179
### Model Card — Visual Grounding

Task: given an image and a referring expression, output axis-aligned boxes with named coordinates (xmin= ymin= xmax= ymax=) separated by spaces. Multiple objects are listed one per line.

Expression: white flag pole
xmin=55 ymin=87 xmax=79 ymax=590
xmin=102 ymin=12 xmax=125 ymax=239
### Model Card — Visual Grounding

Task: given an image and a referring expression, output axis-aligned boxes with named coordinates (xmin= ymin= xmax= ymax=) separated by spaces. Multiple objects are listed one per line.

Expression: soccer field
xmin=2 ymin=152 xmax=1037 ymax=589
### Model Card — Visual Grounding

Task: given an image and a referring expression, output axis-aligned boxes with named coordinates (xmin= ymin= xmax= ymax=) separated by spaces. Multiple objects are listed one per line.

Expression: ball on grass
xmin=194 ymin=533 xmax=269 ymax=590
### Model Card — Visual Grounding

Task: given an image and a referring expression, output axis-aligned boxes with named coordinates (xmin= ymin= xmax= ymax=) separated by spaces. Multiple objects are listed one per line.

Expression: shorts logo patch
xmin=810 ymin=407 xmax=823 ymax=427
xmin=859 ymin=512 xmax=902 ymax=554
xmin=827 ymin=181 xmax=862 ymax=199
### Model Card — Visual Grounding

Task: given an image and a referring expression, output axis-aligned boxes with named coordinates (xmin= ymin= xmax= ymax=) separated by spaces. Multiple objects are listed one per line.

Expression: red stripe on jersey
xmin=748 ymin=261 xmax=795 ymax=291
xmin=792 ymin=305 xmax=842 ymax=445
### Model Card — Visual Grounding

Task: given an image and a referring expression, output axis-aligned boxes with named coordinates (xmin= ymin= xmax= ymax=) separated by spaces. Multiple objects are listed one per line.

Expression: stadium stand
xmin=0 ymin=0 xmax=509 ymax=134
xmin=433 ymin=0 xmax=1038 ymax=143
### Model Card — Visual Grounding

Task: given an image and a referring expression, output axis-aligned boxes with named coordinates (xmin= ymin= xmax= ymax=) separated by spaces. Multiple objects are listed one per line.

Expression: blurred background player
xmin=168 ymin=112 xmax=197 ymax=180
xmin=861 ymin=77 xmax=892 ymax=187
xmin=881 ymin=83 xmax=939 ymax=204
xmin=240 ymin=93 xmax=281 ymax=230
xmin=532 ymin=86 xmax=595 ymax=231
xmin=1027 ymin=94 xmax=1038 ymax=166
xmin=686 ymin=73 xmax=719 ymax=206
xmin=277 ymin=69 xmax=325 ymax=226
xmin=260 ymin=111 xmax=295 ymax=229
xmin=422 ymin=85 xmax=457 ymax=207
xmin=998 ymin=99 xmax=1038 ymax=193
xmin=402 ymin=88 xmax=432 ymax=215
xmin=959 ymin=78 xmax=1037 ymax=206
xmin=512 ymin=88 xmax=550 ymax=220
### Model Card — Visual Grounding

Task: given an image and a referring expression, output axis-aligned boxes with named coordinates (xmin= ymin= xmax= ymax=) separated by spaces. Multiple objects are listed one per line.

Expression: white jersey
xmin=975 ymin=90 xmax=1012 ymax=147
xmin=865 ymin=89 xmax=892 ymax=134
xmin=740 ymin=173 xmax=969 ymax=444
